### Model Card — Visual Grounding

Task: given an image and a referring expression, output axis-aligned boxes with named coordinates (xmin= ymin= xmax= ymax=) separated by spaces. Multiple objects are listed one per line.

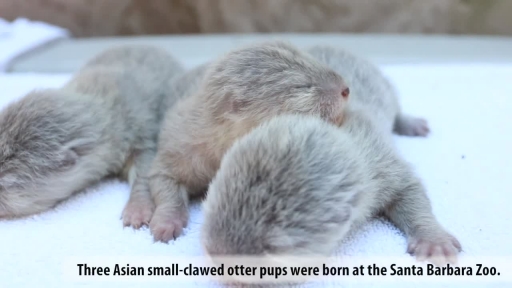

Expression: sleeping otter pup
xmin=148 ymin=41 xmax=350 ymax=242
xmin=202 ymin=112 xmax=460 ymax=266
xmin=0 ymin=45 xmax=184 ymax=223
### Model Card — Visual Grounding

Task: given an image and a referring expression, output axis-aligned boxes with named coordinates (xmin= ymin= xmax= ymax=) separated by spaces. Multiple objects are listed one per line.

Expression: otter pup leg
xmin=147 ymin=156 xmax=189 ymax=243
xmin=121 ymin=149 xmax=157 ymax=229
xmin=384 ymin=175 xmax=461 ymax=265
xmin=394 ymin=113 xmax=430 ymax=137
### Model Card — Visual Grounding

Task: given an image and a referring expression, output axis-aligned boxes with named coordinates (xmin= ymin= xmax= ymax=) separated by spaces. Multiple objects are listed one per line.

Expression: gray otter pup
xmin=148 ymin=41 xmax=350 ymax=242
xmin=0 ymin=45 xmax=184 ymax=224
xmin=202 ymin=112 xmax=461 ymax=265
xmin=307 ymin=45 xmax=430 ymax=137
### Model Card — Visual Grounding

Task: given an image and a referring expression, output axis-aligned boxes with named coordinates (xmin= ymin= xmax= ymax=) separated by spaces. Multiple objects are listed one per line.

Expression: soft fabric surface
xmin=0 ymin=18 xmax=69 ymax=72
xmin=0 ymin=64 xmax=511 ymax=288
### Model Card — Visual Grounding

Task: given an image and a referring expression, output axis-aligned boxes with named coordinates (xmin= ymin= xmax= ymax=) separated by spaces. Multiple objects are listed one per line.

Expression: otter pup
xmin=0 ymin=45 xmax=184 ymax=224
xmin=202 ymin=112 xmax=460 ymax=266
xmin=307 ymin=45 xmax=430 ymax=137
xmin=148 ymin=41 xmax=350 ymax=242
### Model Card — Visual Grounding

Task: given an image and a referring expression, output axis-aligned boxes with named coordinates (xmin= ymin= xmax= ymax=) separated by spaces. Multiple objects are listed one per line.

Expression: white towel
xmin=0 ymin=18 xmax=69 ymax=72
xmin=0 ymin=64 xmax=511 ymax=288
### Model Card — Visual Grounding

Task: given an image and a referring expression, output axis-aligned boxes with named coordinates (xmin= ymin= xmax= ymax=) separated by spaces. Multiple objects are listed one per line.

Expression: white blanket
xmin=0 ymin=64 xmax=511 ymax=288
xmin=0 ymin=18 xmax=69 ymax=72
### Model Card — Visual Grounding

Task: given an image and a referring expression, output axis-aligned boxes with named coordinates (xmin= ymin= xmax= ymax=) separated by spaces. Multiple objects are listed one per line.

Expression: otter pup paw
xmin=122 ymin=198 xmax=155 ymax=229
xmin=149 ymin=207 xmax=189 ymax=243
xmin=395 ymin=115 xmax=430 ymax=137
xmin=407 ymin=233 xmax=461 ymax=266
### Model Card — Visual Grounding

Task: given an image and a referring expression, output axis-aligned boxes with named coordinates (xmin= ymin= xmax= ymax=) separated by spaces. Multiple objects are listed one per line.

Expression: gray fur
xmin=202 ymin=112 xmax=461 ymax=265
xmin=148 ymin=41 xmax=349 ymax=242
xmin=307 ymin=45 xmax=430 ymax=137
xmin=0 ymin=45 xmax=184 ymax=222
xmin=202 ymin=114 xmax=362 ymax=257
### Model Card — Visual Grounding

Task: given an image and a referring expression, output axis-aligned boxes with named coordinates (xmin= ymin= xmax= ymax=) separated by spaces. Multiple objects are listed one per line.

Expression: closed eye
xmin=294 ymin=84 xmax=313 ymax=89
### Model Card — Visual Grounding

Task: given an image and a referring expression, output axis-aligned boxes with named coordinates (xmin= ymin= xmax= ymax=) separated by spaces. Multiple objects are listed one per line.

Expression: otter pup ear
xmin=213 ymin=95 xmax=251 ymax=118
xmin=60 ymin=149 xmax=79 ymax=168
xmin=59 ymin=138 xmax=96 ymax=168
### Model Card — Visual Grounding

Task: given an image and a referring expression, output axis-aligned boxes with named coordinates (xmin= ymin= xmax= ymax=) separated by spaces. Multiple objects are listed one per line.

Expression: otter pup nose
xmin=341 ymin=87 xmax=350 ymax=99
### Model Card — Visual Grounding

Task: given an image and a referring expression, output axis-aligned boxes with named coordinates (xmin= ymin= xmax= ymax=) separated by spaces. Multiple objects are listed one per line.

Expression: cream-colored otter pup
xmin=202 ymin=112 xmax=461 ymax=265
xmin=148 ymin=41 xmax=350 ymax=242
xmin=0 ymin=45 xmax=184 ymax=224
xmin=307 ymin=45 xmax=430 ymax=137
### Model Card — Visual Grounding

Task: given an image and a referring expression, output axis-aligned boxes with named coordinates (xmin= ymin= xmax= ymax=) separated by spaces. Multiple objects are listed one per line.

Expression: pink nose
xmin=341 ymin=87 xmax=350 ymax=98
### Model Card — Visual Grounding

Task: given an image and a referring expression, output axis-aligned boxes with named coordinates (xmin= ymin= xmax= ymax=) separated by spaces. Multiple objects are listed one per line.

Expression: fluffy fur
xmin=307 ymin=45 xmax=430 ymax=136
xmin=202 ymin=112 xmax=461 ymax=265
xmin=148 ymin=41 xmax=350 ymax=242
xmin=0 ymin=45 xmax=184 ymax=221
